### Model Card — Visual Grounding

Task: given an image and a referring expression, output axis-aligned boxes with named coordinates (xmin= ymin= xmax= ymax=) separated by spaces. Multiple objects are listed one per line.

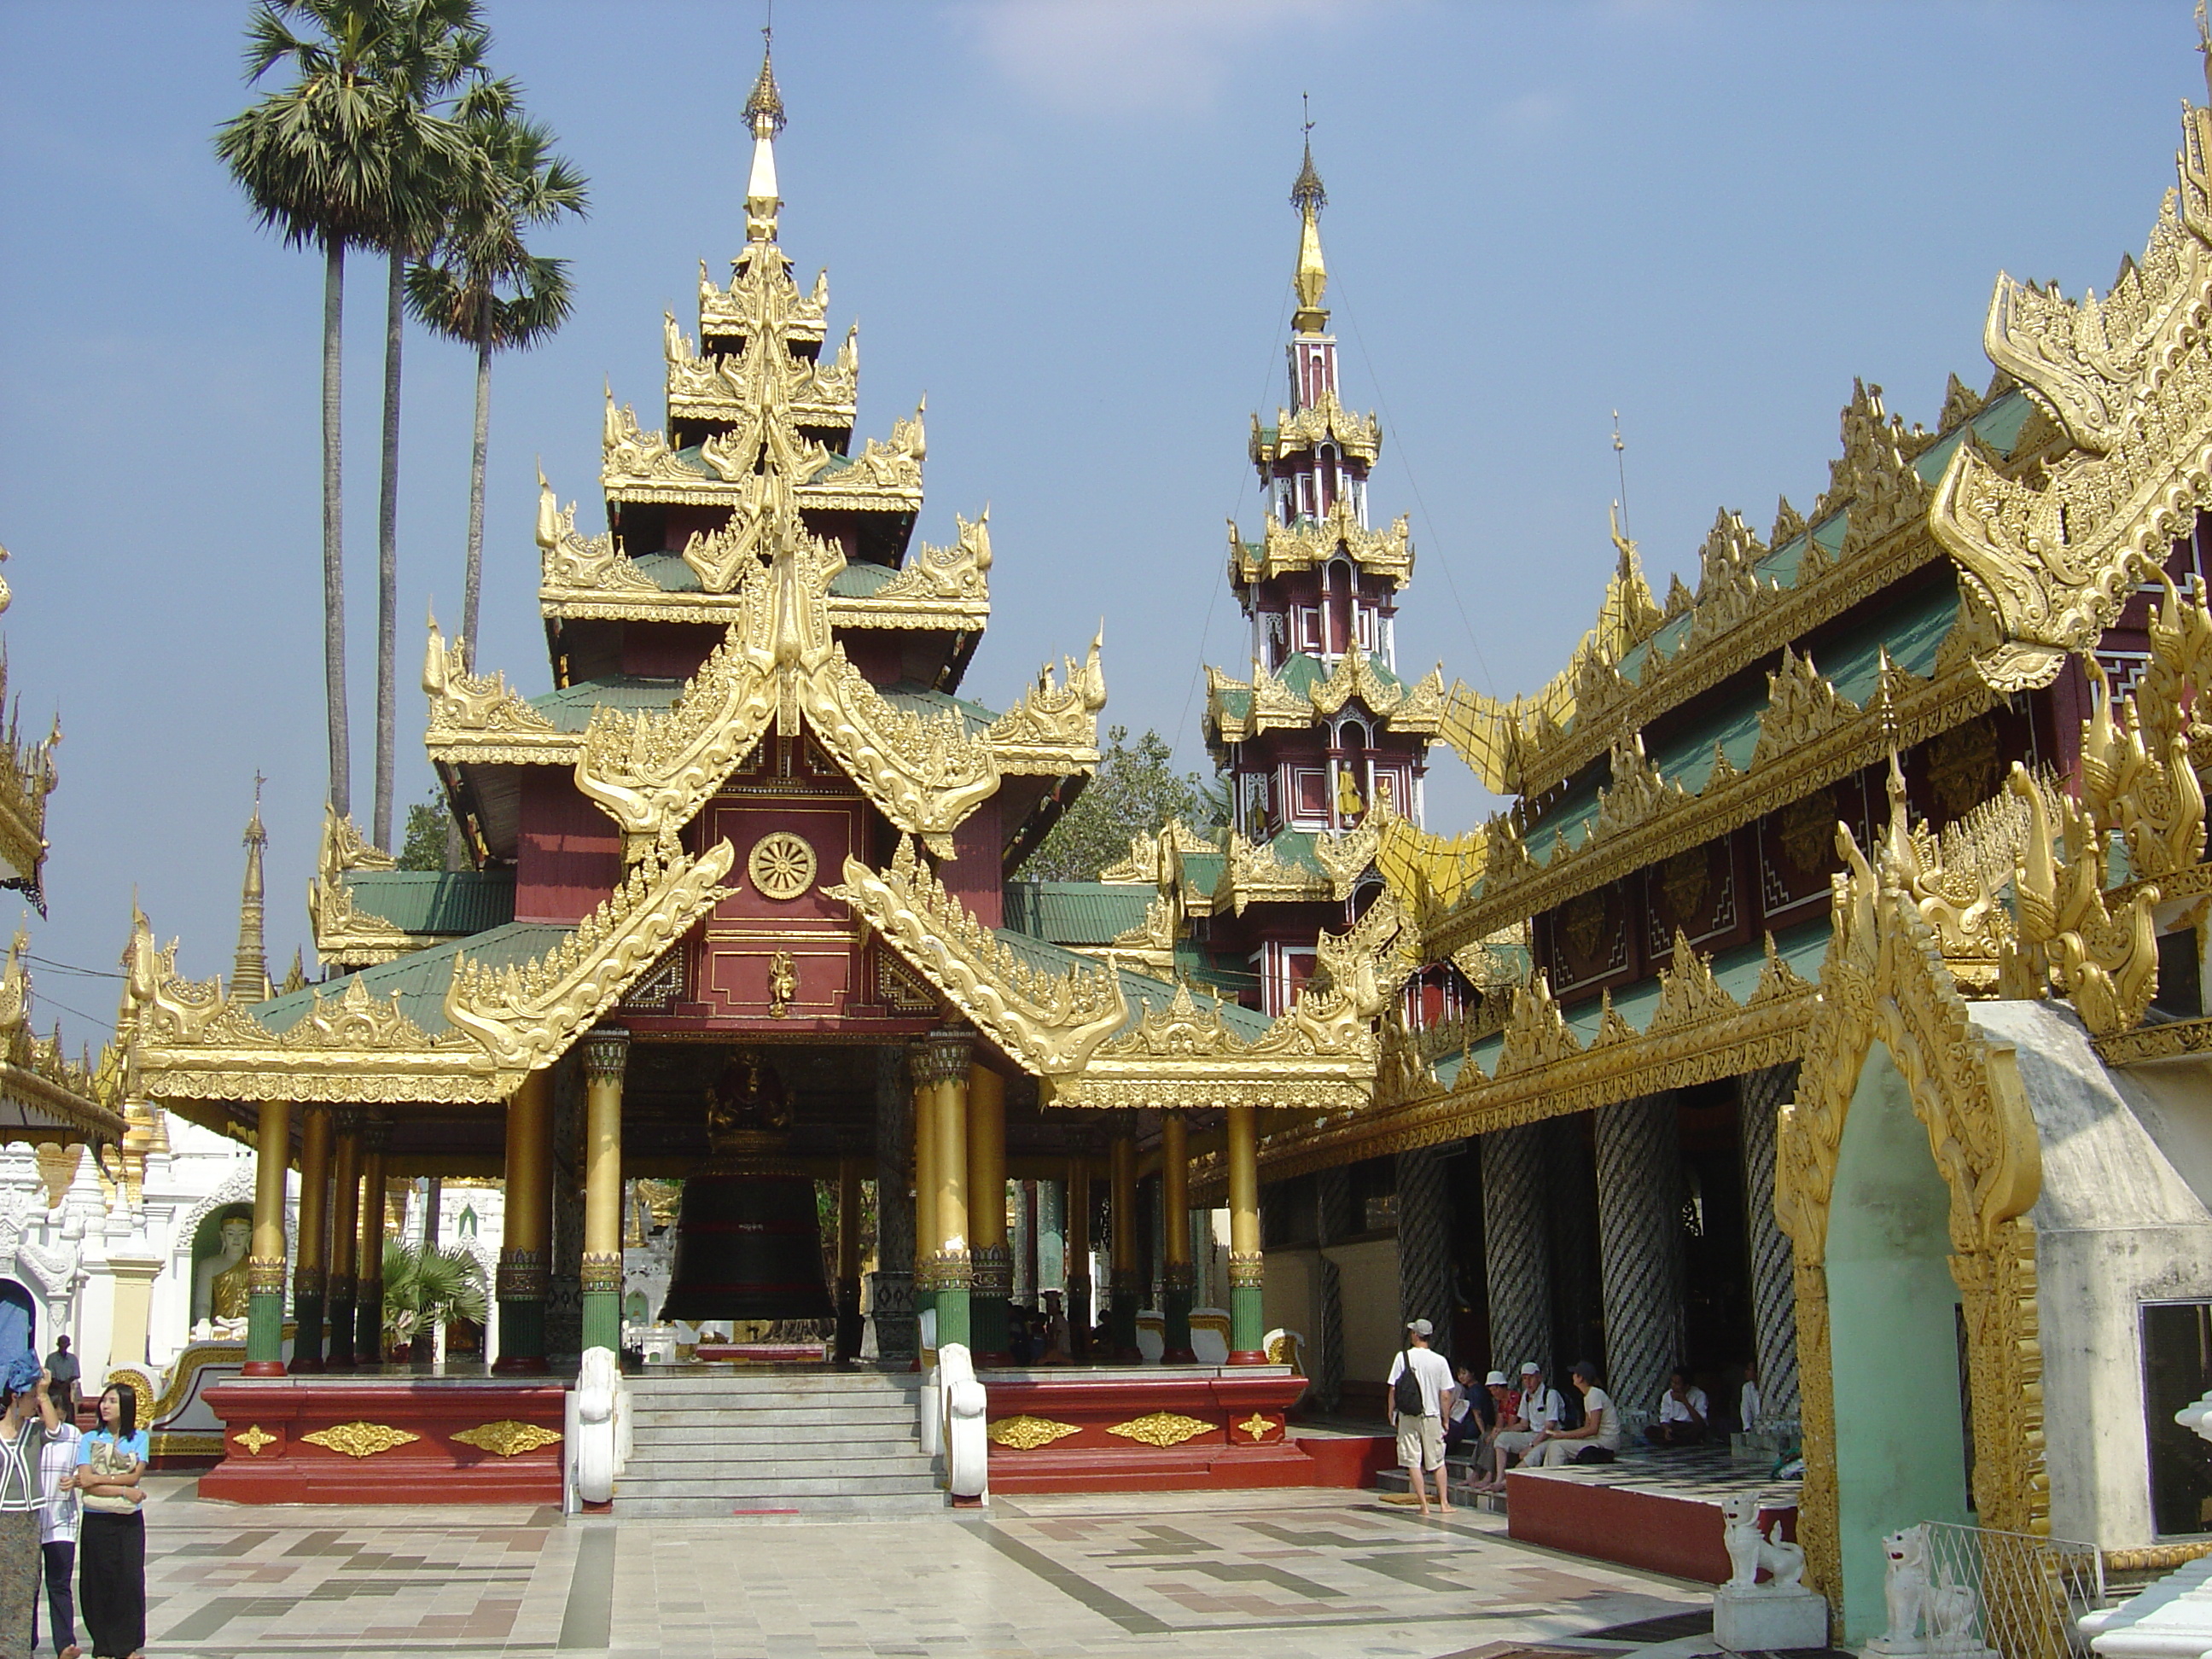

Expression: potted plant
xmin=381 ymin=1241 xmax=488 ymax=1368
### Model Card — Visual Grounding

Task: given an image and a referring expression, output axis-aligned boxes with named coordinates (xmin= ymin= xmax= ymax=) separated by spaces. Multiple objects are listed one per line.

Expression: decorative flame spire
xmin=231 ymin=775 xmax=271 ymax=1007
xmin=744 ymin=26 xmax=786 ymax=243
xmin=1290 ymin=102 xmax=1329 ymax=334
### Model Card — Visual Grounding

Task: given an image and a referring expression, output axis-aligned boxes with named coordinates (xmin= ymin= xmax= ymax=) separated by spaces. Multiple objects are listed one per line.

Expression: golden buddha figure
xmin=197 ymin=1215 xmax=253 ymax=1326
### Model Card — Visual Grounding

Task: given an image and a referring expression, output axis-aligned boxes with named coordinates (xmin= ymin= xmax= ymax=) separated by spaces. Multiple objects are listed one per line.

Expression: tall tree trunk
xmin=373 ymin=246 xmax=405 ymax=850
xmin=321 ymin=237 xmax=351 ymax=819
xmin=445 ymin=305 xmax=492 ymax=874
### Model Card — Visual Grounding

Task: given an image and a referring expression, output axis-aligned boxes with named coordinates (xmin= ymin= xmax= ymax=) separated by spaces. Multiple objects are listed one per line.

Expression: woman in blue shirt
xmin=0 ymin=1353 xmax=61 ymax=1659
xmin=73 ymin=1385 xmax=145 ymax=1659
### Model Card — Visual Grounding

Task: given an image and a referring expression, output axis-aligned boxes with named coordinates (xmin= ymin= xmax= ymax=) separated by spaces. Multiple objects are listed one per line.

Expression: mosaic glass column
xmin=580 ymin=1027 xmax=629 ymax=1355
xmin=911 ymin=1045 xmax=939 ymax=1351
xmin=1737 ymin=1063 xmax=1803 ymax=1427
xmin=354 ymin=1118 xmax=388 ymax=1367
xmin=1313 ymin=1165 xmax=1348 ymax=1412
xmin=288 ymin=1104 xmax=335 ymax=1373
xmin=1225 ymin=1106 xmax=1266 ymax=1362
xmin=324 ymin=1112 xmax=362 ymax=1369
xmin=967 ymin=1061 xmax=1010 ymax=1365
xmin=1395 ymin=1144 xmax=1454 ymax=1362
xmin=1481 ymin=1122 xmax=1551 ymax=1377
xmin=1594 ymin=1093 xmax=1685 ymax=1428
xmin=1160 ymin=1112 xmax=1196 ymax=1363
xmin=244 ymin=1097 xmax=292 ymax=1377
xmin=493 ymin=1068 xmax=553 ymax=1374
xmin=869 ymin=1047 xmax=917 ymax=1363
xmin=835 ymin=1157 xmax=864 ymax=1363
xmin=917 ymin=1030 xmax=973 ymax=1350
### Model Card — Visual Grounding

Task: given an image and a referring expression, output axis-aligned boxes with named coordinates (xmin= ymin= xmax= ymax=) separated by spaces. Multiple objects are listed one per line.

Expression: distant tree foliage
xmin=397 ymin=791 xmax=447 ymax=870
xmin=1022 ymin=726 xmax=1212 ymax=882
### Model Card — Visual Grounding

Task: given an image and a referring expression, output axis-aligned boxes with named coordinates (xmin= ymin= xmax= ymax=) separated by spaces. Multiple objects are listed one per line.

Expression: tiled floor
xmin=133 ymin=1474 xmax=1742 ymax=1658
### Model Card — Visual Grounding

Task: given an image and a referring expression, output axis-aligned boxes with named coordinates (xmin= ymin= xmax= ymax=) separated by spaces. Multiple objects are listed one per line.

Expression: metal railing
xmin=1918 ymin=1522 xmax=2107 ymax=1659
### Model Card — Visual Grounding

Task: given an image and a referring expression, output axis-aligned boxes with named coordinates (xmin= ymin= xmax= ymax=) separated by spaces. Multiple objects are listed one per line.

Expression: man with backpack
xmin=1386 ymin=1318 xmax=1456 ymax=1516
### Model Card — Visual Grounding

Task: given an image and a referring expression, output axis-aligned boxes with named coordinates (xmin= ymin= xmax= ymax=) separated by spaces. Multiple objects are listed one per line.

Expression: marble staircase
xmin=614 ymin=1367 xmax=945 ymax=1516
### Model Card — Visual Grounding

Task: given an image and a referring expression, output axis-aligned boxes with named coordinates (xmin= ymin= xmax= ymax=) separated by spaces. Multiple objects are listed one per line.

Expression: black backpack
xmin=1394 ymin=1349 xmax=1425 ymax=1415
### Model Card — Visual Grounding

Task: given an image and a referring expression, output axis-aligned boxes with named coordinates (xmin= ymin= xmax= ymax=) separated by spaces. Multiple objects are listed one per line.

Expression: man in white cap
xmin=1488 ymin=1360 xmax=1563 ymax=1484
xmin=1386 ymin=1319 xmax=1455 ymax=1516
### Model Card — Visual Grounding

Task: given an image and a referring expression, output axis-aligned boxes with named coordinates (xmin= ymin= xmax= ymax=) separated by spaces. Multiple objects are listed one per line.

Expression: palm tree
xmin=406 ymin=81 xmax=587 ymax=686
xmin=381 ymin=1238 xmax=488 ymax=1361
xmin=213 ymin=0 xmax=484 ymax=828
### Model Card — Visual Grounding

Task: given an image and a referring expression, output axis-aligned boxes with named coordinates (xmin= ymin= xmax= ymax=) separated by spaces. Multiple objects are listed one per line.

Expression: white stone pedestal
xmin=1714 ymin=1585 xmax=1828 ymax=1652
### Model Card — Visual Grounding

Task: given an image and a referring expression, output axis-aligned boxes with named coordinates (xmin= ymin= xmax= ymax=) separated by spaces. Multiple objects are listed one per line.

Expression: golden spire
xmin=1290 ymin=101 xmax=1329 ymax=334
xmin=230 ymin=776 xmax=271 ymax=1007
xmin=744 ymin=26 xmax=787 ymax=244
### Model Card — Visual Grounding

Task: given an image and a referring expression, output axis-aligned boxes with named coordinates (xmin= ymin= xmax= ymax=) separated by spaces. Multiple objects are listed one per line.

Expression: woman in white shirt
xmin=1528 ymin=1361 xmax=1622 ymax=1466
xmin=32 ymin=1412 xmax=77 ymax=1659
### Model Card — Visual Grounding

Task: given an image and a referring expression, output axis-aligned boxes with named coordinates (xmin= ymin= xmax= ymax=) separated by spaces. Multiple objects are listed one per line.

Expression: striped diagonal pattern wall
xmin=1314 ymin=1166 xmax=1349 ymax=1412
xmin=1737 ymin=1062 xmax=1802 ymax=1425
xmin=1481 ymin=1123 xmax=1551 ymax=1377
xmin=1594 ymin=1093 xmax=1684 ymax=1428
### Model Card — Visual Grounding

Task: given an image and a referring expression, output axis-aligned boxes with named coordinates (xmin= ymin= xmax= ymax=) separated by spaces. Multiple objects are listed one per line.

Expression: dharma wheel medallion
xmin=748 ymin=831 xmax=816 ymax=899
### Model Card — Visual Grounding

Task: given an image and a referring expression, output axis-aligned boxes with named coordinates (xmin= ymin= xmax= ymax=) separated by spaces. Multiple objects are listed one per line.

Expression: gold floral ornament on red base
xmin=300 ymin=1422 xmax=419 ymax=1458
xmin=1237 ymin=1412 xmax=1276 ymax=1442
xmin=1106 ymin=1412 xmax=1213 ymax=1447
xmin=451 ymin=1420 xmax=563 ymax=1458
xmin=987 ymin=1416 xmax=1082 ymax=1450
xmin=231 ymin=1424 xmax=276 ymax=1457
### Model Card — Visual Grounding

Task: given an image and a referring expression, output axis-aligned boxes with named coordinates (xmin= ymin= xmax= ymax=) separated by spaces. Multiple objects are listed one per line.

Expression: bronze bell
xmin=659 ymin=1051 xmax=834 ymax=1323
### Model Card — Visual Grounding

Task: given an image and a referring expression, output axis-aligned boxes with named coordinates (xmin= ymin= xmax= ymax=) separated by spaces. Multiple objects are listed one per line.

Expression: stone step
xmin=621 ymin=1454 xmax=938 ymax=1481
xmin=614 ymin=1471 xmax=943 ymax=1499
xmin=613 ymin=1492 xmax=949 ymax=1517
xmin=629 ymin=1406 xmax=923 ymax=1431
xmin=628 ymin=1441 xmax=928 ymax=1469
xmin=626 ymin=1371 xmax=917 ymax=1393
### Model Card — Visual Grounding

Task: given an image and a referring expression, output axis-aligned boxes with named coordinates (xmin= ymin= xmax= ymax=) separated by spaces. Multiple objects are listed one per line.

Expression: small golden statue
xmin=767 ymin=949 xmax=797 ymax=1018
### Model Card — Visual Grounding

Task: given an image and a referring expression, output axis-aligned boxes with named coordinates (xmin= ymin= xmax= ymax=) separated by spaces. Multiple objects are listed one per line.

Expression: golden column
xmin=1159 ymin=1112 xmax=1196 ymax=1363
xmin=289 ymin=1105 xmax=335 ymax=1372
xmin=1226 ymin=1104 xmax=1267 ymax=1362
xmin=1109 ymin=1126 xmax=1140 ymax=1362
xmin=243 ymin=1098 xmax=292 ymax=1377
xmin=581 ymin=1027 xmax=629 ymax=1353
xmin=915 ymin=1030 xmax=972 ymax=1348
xmin=324 ymin=1113 xmax=363 ymax=1368
xmin=835 ymin=1156 xmax=864 ymax=1363
xmin=355 ymin=1118 xmax=389 ymax=1367
xmin=1065 ymin=1155 xmax=1092 ymax=1361
xmin=911 ymin=1049 xmax=940 ymax=1344
xmin=967 ymin=1062 xmax=1010 ymax=1365
xmin=494 ymin=1069 xmax=554 ymax=1374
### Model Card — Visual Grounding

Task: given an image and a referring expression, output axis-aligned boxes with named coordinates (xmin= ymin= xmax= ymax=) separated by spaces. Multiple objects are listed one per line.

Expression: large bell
xmin=658 ymin=1173 xmax=834 ymax=1323
xmin=659 ymin=1050 xmax=834 ymax=1324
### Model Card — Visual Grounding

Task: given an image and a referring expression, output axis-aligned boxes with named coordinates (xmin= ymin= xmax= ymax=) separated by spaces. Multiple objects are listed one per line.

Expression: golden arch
xmin=1775 ymin=830 xmax=2047 ymax=1609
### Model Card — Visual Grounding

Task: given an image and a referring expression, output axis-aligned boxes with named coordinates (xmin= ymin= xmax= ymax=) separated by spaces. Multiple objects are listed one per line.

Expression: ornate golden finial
xmin=231 ymin=775 xmax=271 ymax=1007
xmin=2198 ymin=0 xmax=2211 ymax=102
xmin=1291 ymin=96 xmax=1329 ymax=333
xmin=744 ymin=26 xmax=786 ymax=242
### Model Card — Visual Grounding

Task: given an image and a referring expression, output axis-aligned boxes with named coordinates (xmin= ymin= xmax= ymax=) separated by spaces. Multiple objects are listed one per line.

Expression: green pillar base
xmin=971 ymin=1293 xmax=1010 ymax=1365
xmin=289 ymin=1291 xmax=326 ymax=1373
xmin=1109 ymin=1270 xmax=1140 ymax=1364
xmin=355 ymin=1287 xmax=383 ymax=1367
xmin=934 ymin=1284 xmax=972 ymax=1352
xmin=493 ymin=1297 xmax=548 ymax=1375
xmin=244 ymin=1289 xmax=286 ymax=1376
xmin=582 ymin=1289 xmax=620 ymax=1355
xmin=1229 ymin=1282 xmax=1267 ymax=1364
xmin=325 ymin=1289 xmax=358 ymax=1369
xmin=1161 ymin=1281 xmax=1195 ymax=1364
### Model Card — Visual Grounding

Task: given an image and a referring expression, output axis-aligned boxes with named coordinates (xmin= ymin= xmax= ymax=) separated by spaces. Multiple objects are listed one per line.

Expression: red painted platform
xmin=201 ymin=1377 xmax=567 ymax=1505
xmin=982 ymin=1365 xmax=1315 ymax=1493
xmin=1505 ymin=1460 xmax=1798 ymax=1584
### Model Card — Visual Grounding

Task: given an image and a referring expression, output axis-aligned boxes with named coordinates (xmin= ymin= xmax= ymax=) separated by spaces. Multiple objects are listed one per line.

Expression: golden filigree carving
xmin=984 ymin=632 xmax=1106 ymax=770
xmin=451 ymin=1419 xmax=562 ymax=1457
xmin=1931 ymin=104 xmax=2212 ymax=690
xmin=308 ymin=808 xmax=431 ymax=969
xmin=1593 ymin=732 xmax=1689 ymax=840
xmin=1810 ymin=380 xmax=1935 ymax=552
xmin=987 ymin=1415 xmax=1082 ymax=1450
xmin=422 ymin=614 xmax=565 ymax=763
xmin=1749 ymin=648 xmax=1856 ymax=771
xmin=1497 ymin=973 xmax=1579 ymax=1074
xmin=231 ymin=1424 xmax=276 ymax=1457
xmin=444 ymin=835 xmax=736 ymax=1072
xmin=300 ymin=1421 xmax=420 ymax=1458
xmin=1217 ymin=830 xmax=1333 ymax=915
xmin=748 ymin=831 xmax=817 ymax=900
xmin=828 ymin=836 xmax=1127 ymax=1076
xmin=1257 ymin=387 xmax=1382 ymax=466
xmin=871 ymin=511 xmax=992 ymax=604
xmin=1237 ymin=1412 xmax=1276 ymax=1441
xmin=2008 ymin=762 xmax=2161 ymax=1036
xmin=1231 ymin=496 xmax=1413 ymax=590
xmin=2078 ymin=656 xmax=2206 ymax=882
xmin=1774 ymin=802 xmax=2048 ymax=1610
xmin=0 ymin=630 xmax=61 ymax=891
xmin=1105 ymin=1412 xmax=1214 ymax=1447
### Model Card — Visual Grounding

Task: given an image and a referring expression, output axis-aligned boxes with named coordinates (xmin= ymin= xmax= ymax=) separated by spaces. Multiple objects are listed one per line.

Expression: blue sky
xmin=0 ymin=0 xmax=2199 ymax=1052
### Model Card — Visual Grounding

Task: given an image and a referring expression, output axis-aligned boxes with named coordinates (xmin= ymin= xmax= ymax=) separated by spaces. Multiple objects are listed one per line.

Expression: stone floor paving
xmin=132 ymin=1473 xmax=1739 ymax=1658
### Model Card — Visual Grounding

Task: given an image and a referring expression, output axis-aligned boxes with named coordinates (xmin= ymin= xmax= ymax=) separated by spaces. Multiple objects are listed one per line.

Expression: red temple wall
xmin=515 ymin=773 xmax=624 ymax=923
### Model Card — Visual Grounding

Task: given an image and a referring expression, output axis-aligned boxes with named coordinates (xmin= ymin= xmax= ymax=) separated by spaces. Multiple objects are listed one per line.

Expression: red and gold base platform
xmin=201 ymin=1375 xmax=567 ymax=1504
xmin=981 ymin=1364 xmax=1315 ymax=1493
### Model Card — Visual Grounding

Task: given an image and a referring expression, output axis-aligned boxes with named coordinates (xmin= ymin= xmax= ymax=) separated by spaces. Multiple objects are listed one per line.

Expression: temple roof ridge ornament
xmin=1252 ymin=390 xmax=1382 ymax=469
xmin=1932 ymin=94 xmax=2212 ymax=690
xmin=0 ymin=569 xmax=62 ymax=902
xmin=742 ymin=28 xmax=786 ymax=244
xmin=1290 ymin=130 xmax=1330 ymax=334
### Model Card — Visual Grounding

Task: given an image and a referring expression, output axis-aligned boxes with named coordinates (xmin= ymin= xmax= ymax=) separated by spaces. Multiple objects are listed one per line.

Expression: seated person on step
xmin=1645 ymin=1365 xmax=1710 ymax=1447
xmin=1528 ymin=1361 xmax=1621 ymax=1466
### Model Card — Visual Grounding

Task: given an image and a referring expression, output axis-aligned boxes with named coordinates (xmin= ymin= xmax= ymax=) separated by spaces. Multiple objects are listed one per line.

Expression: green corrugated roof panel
xmin=591 ymin=552 xmax=908 ymax=599
xmin=830 ymin=561 xmax=900 ymax=597
xmin=991 ymin=928 xmax=1274 ymax=1044
xmin=1003 ymin=882 xmax=1155 ymax=946
xmin=877 ymin=681 xmax=998 ymax=733
xmin=341 ymin=870 xmax=516 ymax=936
xmin=1274 ymin=652 xmax=1405 ymax=699
xmin=528 ymin=675 xmax=683 ymax=731
xmin=254 ymin=923 xmax=569 ymax=1043
xmin=1181 ymin=853 xmax=1225 ymax=893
